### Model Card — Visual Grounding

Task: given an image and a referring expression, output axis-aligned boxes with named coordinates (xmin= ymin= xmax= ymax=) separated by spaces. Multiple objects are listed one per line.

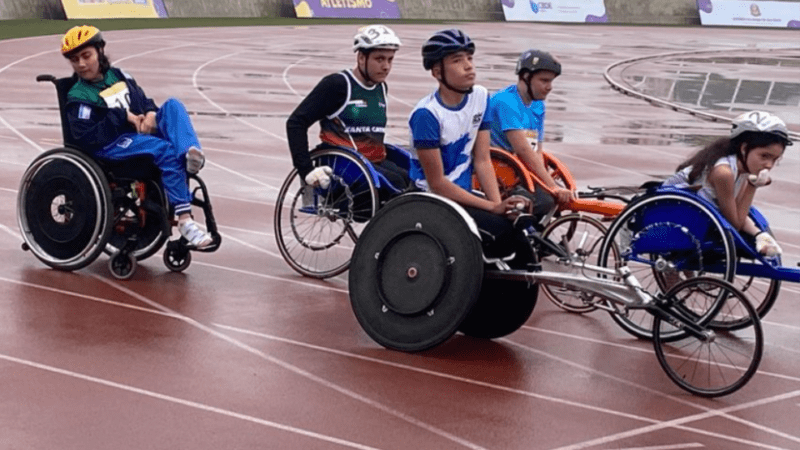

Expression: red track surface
xmin=1 ymin=24 xmax=799 ymax=449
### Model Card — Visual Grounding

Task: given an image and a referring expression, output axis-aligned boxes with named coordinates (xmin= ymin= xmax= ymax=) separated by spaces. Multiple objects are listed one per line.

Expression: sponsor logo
xmin=472 ymin=113 xmax=482 ymax=125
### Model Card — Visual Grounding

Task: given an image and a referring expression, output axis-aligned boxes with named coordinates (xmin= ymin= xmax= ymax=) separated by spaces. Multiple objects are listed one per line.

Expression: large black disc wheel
xmin=349 ymin=194 xmax=484 ymax=352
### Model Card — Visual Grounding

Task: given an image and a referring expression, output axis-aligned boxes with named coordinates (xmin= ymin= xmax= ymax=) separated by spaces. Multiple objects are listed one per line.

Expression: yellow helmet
xmin=61 ymin=25 xmax=105 ymax=56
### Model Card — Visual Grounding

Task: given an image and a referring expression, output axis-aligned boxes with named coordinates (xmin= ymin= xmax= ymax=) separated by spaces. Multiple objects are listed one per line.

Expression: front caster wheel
xmin=163 ymin=246 xmax=191 ymax=272
xmin=109 ymin=252 xmax=137 ymax=280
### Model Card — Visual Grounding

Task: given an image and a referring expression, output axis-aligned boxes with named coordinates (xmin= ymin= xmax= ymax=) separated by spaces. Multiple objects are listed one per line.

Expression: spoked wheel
xmin=17 ymin=148 xmax=112 ymax=271
xmin=652 ymin=277 xmax=763 ymax=397
xmin=541 ymin=214 xmax=611 ymax=313
xmin=598 ymin=194 xmax=735 ymax=340
xmin=108 ymin=251 xmax=137 ymax=280
xmin=274 ymin=148 xmax=377 ymax=279
xmin=719 ymin=266 xmax=781 ymax=329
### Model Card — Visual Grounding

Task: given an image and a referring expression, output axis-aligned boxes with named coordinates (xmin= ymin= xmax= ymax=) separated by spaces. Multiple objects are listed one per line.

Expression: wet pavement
xmin=0 ymin=23 xmax=799 ymax=449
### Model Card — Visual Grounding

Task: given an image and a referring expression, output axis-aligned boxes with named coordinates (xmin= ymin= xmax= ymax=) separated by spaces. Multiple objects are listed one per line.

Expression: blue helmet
xmin=421 ymin=29 xmax=475 ymax=70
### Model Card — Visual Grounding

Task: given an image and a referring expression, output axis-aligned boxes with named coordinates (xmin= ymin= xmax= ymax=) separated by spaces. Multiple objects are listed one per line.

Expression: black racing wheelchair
xmin=17 ymin=74 xmax=221 ymax=279
xmin=348 ymin=193 xmax=763 ymax=397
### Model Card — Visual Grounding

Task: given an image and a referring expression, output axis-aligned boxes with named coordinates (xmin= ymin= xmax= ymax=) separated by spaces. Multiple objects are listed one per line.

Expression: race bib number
xmin=99 ymin=82 xmax=131 ymax=110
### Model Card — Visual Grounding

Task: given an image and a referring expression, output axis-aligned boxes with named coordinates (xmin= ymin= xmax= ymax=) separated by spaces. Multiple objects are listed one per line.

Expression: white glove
xmin=305 ymin=166 xmax=333 ymax=189
xmin=747 ymin=168 xmax=771 ymax=187
xmin=755 ymin=232 xmax=782 ymax=257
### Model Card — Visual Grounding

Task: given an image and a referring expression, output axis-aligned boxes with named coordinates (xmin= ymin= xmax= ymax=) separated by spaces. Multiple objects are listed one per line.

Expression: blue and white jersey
xmin=408 ymin=85 xmax=490 ymax=192
xmin=485 ymin=84 xmax=545 ymax=153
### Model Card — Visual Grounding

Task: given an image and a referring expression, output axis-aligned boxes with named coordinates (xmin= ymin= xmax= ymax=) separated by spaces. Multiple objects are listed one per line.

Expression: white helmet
xmin=731 ymin=110 xmax=792 ymax=146
xmin=353 ymin=25 xmax=401 ymax=52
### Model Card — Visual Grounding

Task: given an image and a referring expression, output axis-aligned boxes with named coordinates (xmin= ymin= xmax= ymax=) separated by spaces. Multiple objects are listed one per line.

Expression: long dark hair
xmin=677 ymin=131 xmax=787 ymax=183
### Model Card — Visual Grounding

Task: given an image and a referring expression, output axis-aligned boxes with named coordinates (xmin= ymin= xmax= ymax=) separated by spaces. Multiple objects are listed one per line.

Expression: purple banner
xmin=292 ymin=0 xmax=401 ymax=19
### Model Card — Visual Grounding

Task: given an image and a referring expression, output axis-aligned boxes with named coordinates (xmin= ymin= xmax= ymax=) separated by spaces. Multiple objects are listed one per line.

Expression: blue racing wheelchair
xmin=273 ymin=143 xmax=411 ymax=279
xmin=592 ymin=184 xmax=797 ymax=337
xmin=17 ymin=74 xmax=221 ymax=280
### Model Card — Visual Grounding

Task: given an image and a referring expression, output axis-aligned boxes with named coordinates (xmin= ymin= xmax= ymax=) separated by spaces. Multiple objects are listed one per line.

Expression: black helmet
xmin=421 ymin=29 xmax=475 ymax=70
xmin=515 ymin=49 xmax=561 ymax=77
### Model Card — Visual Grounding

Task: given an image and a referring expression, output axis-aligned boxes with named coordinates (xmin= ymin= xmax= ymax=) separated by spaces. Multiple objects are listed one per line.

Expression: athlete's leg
xmin=462 ymin=206 xmax=534 ymax=268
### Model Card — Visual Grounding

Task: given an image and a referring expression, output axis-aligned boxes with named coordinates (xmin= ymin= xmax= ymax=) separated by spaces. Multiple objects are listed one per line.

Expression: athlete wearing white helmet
xmin=287 ymin=25 xmax=408 ymax=194
xmin=664 ymin=110 xmax=793 ymax=256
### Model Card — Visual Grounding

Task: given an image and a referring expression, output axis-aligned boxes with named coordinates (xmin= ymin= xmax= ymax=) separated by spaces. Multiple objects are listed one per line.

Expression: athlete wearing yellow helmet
xmin=61 ymin=25 xmax=213 ymax=248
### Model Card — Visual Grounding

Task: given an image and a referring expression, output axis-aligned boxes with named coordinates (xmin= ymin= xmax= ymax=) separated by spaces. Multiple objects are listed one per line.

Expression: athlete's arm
xmin=506 ymin=130 xmax=572 ymax=204
xmin=708 ymin=164 xmax=758 ymax=233
xmin=286 ymin=74 xmax=347 ymax=178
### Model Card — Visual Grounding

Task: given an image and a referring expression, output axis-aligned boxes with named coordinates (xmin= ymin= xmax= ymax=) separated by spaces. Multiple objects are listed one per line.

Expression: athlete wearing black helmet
xmin=408 ymin=29 xmax=535 ymax=269
xmin=485 ymin=49 xmax=573 ymax=222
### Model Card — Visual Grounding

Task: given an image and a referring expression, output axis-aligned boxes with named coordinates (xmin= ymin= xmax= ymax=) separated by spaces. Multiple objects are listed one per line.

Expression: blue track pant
xmin=97 ymin=98 xmax=201 ymax=216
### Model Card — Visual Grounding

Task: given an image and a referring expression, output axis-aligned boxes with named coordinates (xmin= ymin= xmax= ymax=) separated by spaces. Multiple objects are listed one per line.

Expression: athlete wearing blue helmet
xmin=408 ymin=29 xmax=535 ymax=269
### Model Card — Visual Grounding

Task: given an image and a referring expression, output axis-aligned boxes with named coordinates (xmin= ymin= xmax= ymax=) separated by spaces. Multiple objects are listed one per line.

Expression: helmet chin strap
xmin=357 ymin=52 xmax=375 ymax=85
xmin=523 ymin=73 xmax=536 ymax=103
xmin=438 ymin=62 xmax=472 ymax=95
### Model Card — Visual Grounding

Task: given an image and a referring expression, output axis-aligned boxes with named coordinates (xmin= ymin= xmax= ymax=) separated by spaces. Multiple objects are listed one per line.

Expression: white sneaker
xmin=186 ymin=146 xmax=205 ymax=174
xmin=179 ymin=219 xmax=212 ymax=248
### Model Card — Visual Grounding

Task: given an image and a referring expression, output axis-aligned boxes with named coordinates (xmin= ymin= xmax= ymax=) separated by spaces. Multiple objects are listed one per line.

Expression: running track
xmin=1 ymin=23 xmax=799 ymax=449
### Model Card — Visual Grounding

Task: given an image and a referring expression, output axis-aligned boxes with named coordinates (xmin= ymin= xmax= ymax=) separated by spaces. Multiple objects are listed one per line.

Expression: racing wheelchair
xmin=348 ymin=192 xmax=764 ymax=397
xmin=477 ymin=148 xmax=783 ymax=336
xmin=273 ymin=143 xmax=410 ymax=279
xmin=17 ymin=74 xmax=221 ymax=280
xmin=589 ymin=184 xmax=798 ymax=338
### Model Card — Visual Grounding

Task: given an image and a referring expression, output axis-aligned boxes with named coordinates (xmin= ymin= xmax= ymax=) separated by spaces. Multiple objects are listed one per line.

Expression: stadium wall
xmin=5 ymin=0 xmax=792 ymax=25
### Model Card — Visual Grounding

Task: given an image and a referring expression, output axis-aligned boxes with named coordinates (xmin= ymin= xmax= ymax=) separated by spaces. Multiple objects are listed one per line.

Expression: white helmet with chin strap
xmin=731 ymin=111 xmax=793 ymax=146
xmin=353 ymin=25 xmax=402 ymax=52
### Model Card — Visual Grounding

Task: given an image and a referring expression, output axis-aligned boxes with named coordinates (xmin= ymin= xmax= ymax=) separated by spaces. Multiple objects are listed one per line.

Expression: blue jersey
xmin=486 ymin=84 xmax=545 ymax=152
xmin=408 ymin=85 xmax=490 ymax=191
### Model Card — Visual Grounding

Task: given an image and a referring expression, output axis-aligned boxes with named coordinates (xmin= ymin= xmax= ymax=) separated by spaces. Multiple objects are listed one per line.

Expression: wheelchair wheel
xmin=109 ymin=251 xmax=137 ymax=280
xmin=18 ymin=148 xmax=112 ymax=271
xmin=274 ymin=148 xmax=378 ymax=279
xmin=105 ymin=179 xmax=170 ymax=261
xmin=713 ymin=267 xmax=781 ymax=331
xmin=653 ymin=277 xmax=762 ymax=397
xmin=458 ymin=272 xmax=539 ymax=339
xmin=598 ymin=194 xmax=735 ymax=340
xmin=163 ymin=242 xmax=192 ymax=272
xmin=349 ymin=194 xmax=484 ymax=352
xmin=541 ymin=214 xmax=611 ymax=313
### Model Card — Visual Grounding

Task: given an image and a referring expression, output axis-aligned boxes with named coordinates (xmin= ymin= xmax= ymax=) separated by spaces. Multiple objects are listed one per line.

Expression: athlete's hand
xmin=305 ymin=166 xmax=333 ymax=189
xmin=755 ymin=232 xmax=782 ymax=257
xmin=138 ymin=111 xmax=158 ymax=134
xmin=553 ymin=187 xmax=574 ymax=205
xmin=747 ymin=169 xmax=772 ymax=187
xmin=501 ymin=195 xmax=531 ymax=219
xmin=126 ymin=111 xmax=143 ymax=131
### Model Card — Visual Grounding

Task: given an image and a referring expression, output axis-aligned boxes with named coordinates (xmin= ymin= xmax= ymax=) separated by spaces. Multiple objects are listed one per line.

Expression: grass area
xmin=0 ymin=18 xmax=448 ymax=41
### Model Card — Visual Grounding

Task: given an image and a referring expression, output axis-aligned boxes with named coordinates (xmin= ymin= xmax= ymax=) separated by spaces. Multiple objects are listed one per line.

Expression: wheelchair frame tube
xmin=484 ymin=259 xmax=654 ymax=308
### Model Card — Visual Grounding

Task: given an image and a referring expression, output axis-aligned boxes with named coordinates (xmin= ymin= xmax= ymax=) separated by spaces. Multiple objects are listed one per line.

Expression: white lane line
xmin=218 ymin=323 xmax=798 ymax=450
xmin=90 ymin=275 xmax=488 ymax=450
xmin=0 ymin=353 xmax=385 ymax=450
xmin=551 ymin=390 xmax=800 ymax=450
